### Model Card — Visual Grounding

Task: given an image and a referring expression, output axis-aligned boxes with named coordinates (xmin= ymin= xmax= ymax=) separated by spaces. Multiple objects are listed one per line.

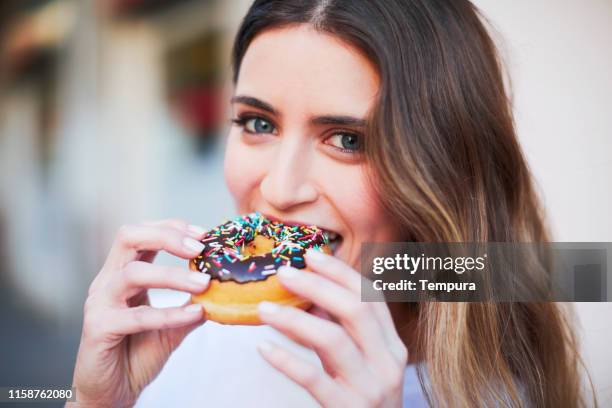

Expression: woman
xmin=70 ymin=0 xmax=589 ymax=406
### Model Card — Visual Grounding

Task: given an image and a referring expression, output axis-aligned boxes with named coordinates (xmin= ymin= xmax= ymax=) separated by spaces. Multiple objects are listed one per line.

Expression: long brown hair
xmin=231 ymin=0 xmax=590 ymax=406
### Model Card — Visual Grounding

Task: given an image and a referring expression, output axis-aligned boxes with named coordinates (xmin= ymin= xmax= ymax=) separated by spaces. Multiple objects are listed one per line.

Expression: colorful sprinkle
xmin=192 ymin=212 xmax=329 ymax=283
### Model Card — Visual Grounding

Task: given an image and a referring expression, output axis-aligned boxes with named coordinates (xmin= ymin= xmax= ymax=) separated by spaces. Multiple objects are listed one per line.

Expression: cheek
xmin=320 ymin=165 xmax=396 ymax=240
xmin=223 ymin=132 xmax=264 ymax=210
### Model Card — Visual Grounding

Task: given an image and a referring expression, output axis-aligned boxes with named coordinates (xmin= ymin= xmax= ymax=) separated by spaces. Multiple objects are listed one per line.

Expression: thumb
xmin=159 ymin=302 xmax=206 ymax=353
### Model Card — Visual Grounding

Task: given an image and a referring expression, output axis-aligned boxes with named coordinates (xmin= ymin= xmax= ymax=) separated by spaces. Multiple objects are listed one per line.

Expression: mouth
xmin=262 ymin=213 xmax=344 ymax=255
xmin=325 ymin=230 xmax=343 ymax=255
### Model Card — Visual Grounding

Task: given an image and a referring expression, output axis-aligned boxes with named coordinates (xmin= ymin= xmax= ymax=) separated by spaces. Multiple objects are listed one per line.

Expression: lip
xmin=260 ymin=212 xmax=342 ymax=237
xmin=261 ymin=213 xmax=326 ymax=230
xmin=263 ymin=213 xmax=312 ymax=227
xmin=260 ymin=212 xmax=344 ymax=256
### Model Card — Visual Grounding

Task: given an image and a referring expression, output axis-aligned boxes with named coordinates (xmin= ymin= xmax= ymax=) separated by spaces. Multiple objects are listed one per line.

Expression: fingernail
xmin=305 ymin=248 xmax=327 ymax=263
xmin=277 ymin=265 xmax=299 ymax=279
xmin=184 ymin=303 xmax=203 ymax=313
xmin=187 ymin=224 xmax=207 ymax=236
xmin=258 ymin=301 xmax=280 ymax=314
xmin=188 ymin=272 xmax=210 ymax=287
xmin=258 ymin=341 xmax=274 ymax=353
xmin=183 ymin=237 xmax=205 ymax=253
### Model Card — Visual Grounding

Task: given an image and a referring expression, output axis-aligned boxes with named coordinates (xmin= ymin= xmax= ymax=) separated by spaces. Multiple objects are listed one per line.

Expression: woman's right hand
xmin=69 ymin=220 xmax=211 ymax=407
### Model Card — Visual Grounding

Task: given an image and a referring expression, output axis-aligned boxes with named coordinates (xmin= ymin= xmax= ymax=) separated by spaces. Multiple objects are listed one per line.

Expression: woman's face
xmin=224 ymin=24 xmax=401 ymax=267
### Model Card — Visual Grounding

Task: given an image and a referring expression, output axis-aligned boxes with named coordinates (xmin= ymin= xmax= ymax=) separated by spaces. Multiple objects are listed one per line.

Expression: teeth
xmin=328 ymin=232 xmax=339 ymax=241
xmin=329 ymin=240 xmax=339 ymax=253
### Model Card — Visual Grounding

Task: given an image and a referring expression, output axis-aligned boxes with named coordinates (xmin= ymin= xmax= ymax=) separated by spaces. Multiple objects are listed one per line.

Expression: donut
xmin=189 ymin=212 xmax=331 ymax=325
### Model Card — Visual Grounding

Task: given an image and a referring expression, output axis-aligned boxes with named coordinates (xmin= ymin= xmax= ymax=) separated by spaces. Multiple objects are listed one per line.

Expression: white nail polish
xmin=305 ymin=248 xmax=326 ymax=262
xmin=188 ymin=272 xmax=210 ymax=286
xmin=258 ymin=301 xmax=279 ymax=314
xmin=183 ymin=237 xmax=205 ymax=253
xmin=187 ymin=224 xmax=207 ymax=236
xmin=184 ymin=304 xmax=203 ymax=313
xmin=278 ymin=265 xmax=299 ymax=278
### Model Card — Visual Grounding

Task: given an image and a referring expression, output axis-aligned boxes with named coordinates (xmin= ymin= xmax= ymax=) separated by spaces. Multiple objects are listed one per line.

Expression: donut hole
xmin=242 ymin=235 xmax=275 ymax=257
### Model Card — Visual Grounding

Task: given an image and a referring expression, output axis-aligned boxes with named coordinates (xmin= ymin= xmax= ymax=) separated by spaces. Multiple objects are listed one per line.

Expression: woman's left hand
xmin=257 ymin=249 xmax=408 ymax=408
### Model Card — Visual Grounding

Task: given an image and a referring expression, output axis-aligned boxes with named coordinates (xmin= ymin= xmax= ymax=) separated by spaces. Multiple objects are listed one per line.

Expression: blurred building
xmin=0 ymin=0 xmax=250 ymax=391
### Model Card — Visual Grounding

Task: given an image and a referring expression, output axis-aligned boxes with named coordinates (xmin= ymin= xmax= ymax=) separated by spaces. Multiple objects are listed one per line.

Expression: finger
xmin=137 ymin=220 xmax=207 ymax=264
xmin=105 ymin=224 xmax=206 ymax=270
xmin=142 ymin=219 xmax=208 ymax=239
xmin=306 ymin=249 xmax=394 ymax=328
xmin=277 ymin=266 xmax=394 ymax=368
xmin=257 ymin=340 xmax=350 ymax=407
xmin=258 ymin=302 xmax=370 ymax=388
xmin=305 ymin=249 xmax=361 ymax=293
xmin=108 ymin=261 xmax=210 ymax=302
xmin=108 ymin=303 xmax=205 ymax=335
xmin=309 ymin=305 xmax=335 ymax=322
xmin=305 ymin=249 xmax=406 ymax=363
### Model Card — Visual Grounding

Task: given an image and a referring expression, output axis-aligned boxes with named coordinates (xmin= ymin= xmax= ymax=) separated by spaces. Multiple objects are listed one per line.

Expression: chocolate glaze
xmin=191 ymin=212 xmax=329 ymax=283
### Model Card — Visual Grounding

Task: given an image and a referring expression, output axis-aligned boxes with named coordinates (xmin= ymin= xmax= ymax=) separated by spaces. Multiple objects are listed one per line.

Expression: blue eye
xmin=326 ymin=133 xmax=362 ymax=152
xmin=234 ymin=116 xmax=276 ymax=134
xmin=231 ymin=115 xmax=276 ymax=134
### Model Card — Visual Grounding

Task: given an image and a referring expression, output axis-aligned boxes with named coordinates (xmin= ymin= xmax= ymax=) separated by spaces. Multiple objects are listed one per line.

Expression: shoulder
xmin=403 ymin=364 xmax=429 ymax=408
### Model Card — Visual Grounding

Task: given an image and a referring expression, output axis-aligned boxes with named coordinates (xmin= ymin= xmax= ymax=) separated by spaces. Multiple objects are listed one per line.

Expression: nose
xmin=260 ymin=137 xmax=319 ymax=210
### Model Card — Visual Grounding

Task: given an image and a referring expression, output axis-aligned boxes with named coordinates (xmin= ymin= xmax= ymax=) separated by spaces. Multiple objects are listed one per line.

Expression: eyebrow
xmin=231 ymin=94 xmax=367 ymax=128
xmin=231 ymin=95 xmax=278 ymax=115
xmin=310 ymin=115 xmax=367 ymax=127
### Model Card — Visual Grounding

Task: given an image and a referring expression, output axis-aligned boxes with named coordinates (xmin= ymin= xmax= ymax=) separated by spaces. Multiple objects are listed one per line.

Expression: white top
xmin=135 ymin=321 xmax=428 ymax=407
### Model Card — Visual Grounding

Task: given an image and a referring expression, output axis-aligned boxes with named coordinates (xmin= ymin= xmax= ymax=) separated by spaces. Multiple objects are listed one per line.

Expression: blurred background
xmin=0 ymin=0 xmax=247 ymax=396
xmin=0 ymin=0 xmax=610 ymax=406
